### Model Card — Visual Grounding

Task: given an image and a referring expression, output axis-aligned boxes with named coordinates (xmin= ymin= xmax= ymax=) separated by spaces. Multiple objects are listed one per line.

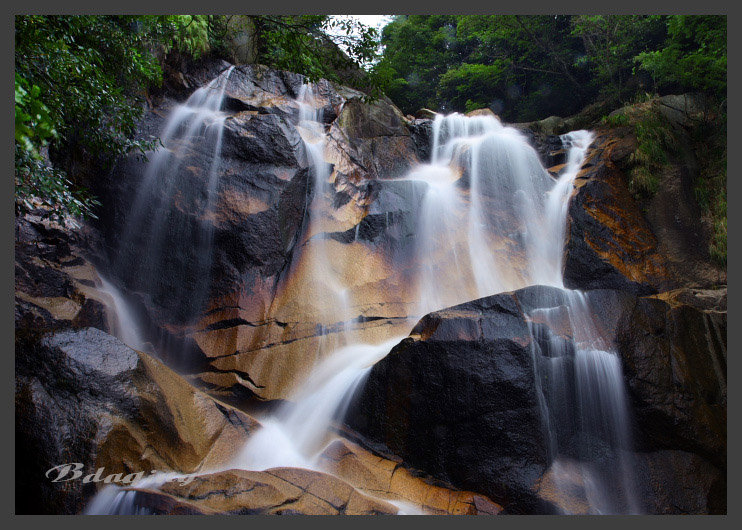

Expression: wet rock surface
xmin=563 ymin=140 xmax=674 ymax=295
xmin=347 ymin=288 xmax=549 ymax=513
xmin=15 ymin=215 xmax=109 ymax=332
xmin=156 ymin=467 xmax=399 ymax=515
xmin=348 ymin=285 xmax=726 ymax=514
xmin=318 ymin=436 xmax=503 ymax=515
xmin=586 ymin=289 xmax=727 ymax=468
xmin=15 ymin=327 xmax=259 ymax=514
xmin=563 ymin=124 xmax=725 ymax=296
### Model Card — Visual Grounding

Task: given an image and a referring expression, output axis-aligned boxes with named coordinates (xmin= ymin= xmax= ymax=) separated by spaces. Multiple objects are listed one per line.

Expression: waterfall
xmin=233 ymin=336 xmax=405 ymax=471
xmin=406 ymin=113 xmax=561 ymax=314
xmin=527 ymin=290 xmax=640 ymax=514
xmin=289 ymin=84 xmax=354 ymax=350
xmin=96 ymin=274 xmax=147 ymax=352
xmin=102 ymin=66 xmax=234 ymax=356
xmin=91 ymin=72 xmax=639 ymax=514
xmin=403 ymin=117 xmax=638 ymax=513
xmin=230 ymin=84 xmax=403 ymax=473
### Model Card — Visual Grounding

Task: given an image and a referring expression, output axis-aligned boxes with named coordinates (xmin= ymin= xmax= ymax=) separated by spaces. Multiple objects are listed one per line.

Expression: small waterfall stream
xmin=89 ymin=75 xmax=640 ymax=514
xmin=103 ymin=66 xmax=234 ymax=357
xmin=232 ymin=85 xmax=403 ymax=473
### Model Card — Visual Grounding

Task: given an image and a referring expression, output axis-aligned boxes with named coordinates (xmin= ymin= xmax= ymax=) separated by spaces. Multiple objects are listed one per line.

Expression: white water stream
xmin=89 ymin=77 xmax=639 ymax=514
xmin=105 ymin=66 xmax=235 ymax=353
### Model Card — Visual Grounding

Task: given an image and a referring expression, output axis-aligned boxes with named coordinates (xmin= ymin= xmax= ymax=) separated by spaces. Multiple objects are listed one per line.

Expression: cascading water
xmin=286 ymin=84 xmax=355 ymax=353
xmin=102 ymin=66 xmax=234 ymax=355
xmin=97 ymin=275 xmax=147 ymax=352
xmin=527 ymin=289 xmax=640 ymax=514
xmin=230 ymin=85 xmax=406 ymax=477
xmin=407 ymin=113 xmax=563 ymax=315
xmin=233 ymin=336 xmax=405 ymax=472
xmin=91 ymin=71 xmax=640 ymax=515
xmin=399 ymin=118 xmax=639 ymax=513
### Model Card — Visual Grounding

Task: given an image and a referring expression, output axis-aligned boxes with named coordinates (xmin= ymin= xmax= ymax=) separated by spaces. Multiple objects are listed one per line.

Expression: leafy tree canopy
xmin=378 ymin=15 xmax=726 ymax=121
xmin=637 ymin=15 xmax=727 ymax=99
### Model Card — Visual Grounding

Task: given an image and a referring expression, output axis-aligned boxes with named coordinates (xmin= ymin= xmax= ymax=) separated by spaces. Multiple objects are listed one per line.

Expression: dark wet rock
xmin=635 ymin=450 xmax=725 ymax=514
xmin=347 ymin=288 xmax=550 ymax=514
xmin=329 ymin=96 xmax=419 ymax=180
xmin=407 ymin=118 xmax=434 ymax=162
xmin=348 ymin=285 xmax=726 ymax=514
xmin=584 ymin=289 xmax=726 ymax=468
xmin=15 ymin=328 xmax=259 ymax=514
xmin=86 ymin=60 xmax=430 ymax=402
xmin=221 ymin=113 xmax=305 ymax=166
xmin=563 ymin=122 xmax=725 ymax=296
xmin=563 ymin=145 xmax=674 ymax=295
xmin=15 ymin=215 xmax=109 ymax=333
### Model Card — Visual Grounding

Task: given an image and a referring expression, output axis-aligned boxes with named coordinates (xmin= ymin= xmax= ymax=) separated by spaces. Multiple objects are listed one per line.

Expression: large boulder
xmin=347 ymin=285 xmax=726 ymax=514
xmin=15 ymin=327 xmax=259 ymax=514
xmin=346 ymin=289 xmax=549 ymax=513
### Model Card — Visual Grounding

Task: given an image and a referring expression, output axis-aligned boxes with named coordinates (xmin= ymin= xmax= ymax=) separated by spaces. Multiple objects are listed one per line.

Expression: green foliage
xmin=627 ymin=103 xmax=679 ymax=196
xmin=14 ymin=72 xmax=97 ymax=223
xmin=689 ymin=109 xmax=727 ymax=268
xmin=603 ymin=102 xmax=680 ymax=197
xmin=15 ymin=15 xmax=171 ymax=221
xmin=376 ymin=15 xmax=461 ymax=112
xmin=637 ymin=15 xmax=727 ymax=99
xmin=167 ymin=15 xmax=212 ymax=59
xmin=16 ymin=16 xmax=166 ymax=160
xmin=439 ymin=63 xmax=507 ymax=112
xmin=570 ymin=15 xmax=667 ymax=102
xmin=379 ymin=15 xmax=725 ymax=122
xmin=600 ymin=113 xmax=629 ymax=127
xmin=245 ymin=15 xmax=386 ymax=98
xmin=15 ymin=73 xmax=57 ymax=155
xmin=606 ymin=96 xmax=726 ymax=267
xmin=380 ymin=15 xmax=586 ymax=120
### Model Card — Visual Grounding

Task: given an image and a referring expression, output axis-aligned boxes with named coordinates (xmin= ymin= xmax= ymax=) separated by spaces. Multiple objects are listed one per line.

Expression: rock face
xmin=91 ymin=59 xmax=429 ymax=403
xmin=156 ymin=467 xmax=400 ymax=515
xmin=563 ymin=138 xmax=674 ymax=294
xmin=347 ymin=285 xmax=726 ymax=514
xmin=564 ymin=112 xmax=725 ymax=295
xmin=15 ymin=327 xmax=259 ymax=514
xmin=15 ymin=214 xmax=109 ymax=333
xmin=346 ymin=290 xmax=549 ymax=513
xmin=586 ymin=289 xmax=727 ymax=471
